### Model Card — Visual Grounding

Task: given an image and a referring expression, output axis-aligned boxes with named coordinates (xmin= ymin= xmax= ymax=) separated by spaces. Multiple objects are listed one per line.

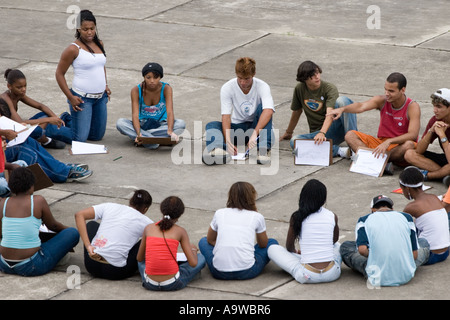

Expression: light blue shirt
xmin=356 ymin=210 xmax=417 ymax=286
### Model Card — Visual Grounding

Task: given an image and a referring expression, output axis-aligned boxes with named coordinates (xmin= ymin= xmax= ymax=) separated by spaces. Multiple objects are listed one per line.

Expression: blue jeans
xmin=116 ymin=118 xmax=186 ymax=149
xmin=4 ymin=137 xmax=70 ymax=183
xmin=205 ymin=103 xmax=274 ymax=152
xmin=29 ymin=112 xmax=72 ymax=144
xmin=0 ymin=227 xmax=79 ymax=276
xmin=290 ymin=96 xmax=358 ymax=157
xmin=138 ymin=254 xmax=206 ymax=291
xmin=68 ymin=89 xmax=108 ymax=142
xmin=198 ymin=237 xmax=278 ymax=280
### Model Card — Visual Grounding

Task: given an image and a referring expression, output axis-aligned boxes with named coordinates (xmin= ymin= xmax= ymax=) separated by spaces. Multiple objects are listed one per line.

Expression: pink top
xmin=145 ymin=236 xmax=179 ymax=275
xmin=377 ymin=97 xmax=413 ymax=139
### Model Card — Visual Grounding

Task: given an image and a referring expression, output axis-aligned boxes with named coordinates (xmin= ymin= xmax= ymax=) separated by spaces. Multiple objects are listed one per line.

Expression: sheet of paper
xmin=350 ymin=148 xmax=388 ymax=177
xmin=294 ymin=140 xmax=331 ymax=166
xmin=177 ymin=252 xmax=187 ymax=262
xmin=231 ymin=153 xmax=247 ymax=160
xmin=0 ymin=116 xmax=37 ymax=147
xmin=71 ymin=141 xmax=107 ymax=155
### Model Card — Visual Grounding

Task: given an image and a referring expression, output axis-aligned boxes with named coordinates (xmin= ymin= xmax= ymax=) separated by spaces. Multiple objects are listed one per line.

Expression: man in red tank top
xmin=327 ymin=72 xmax=420 ymax=170
xmin=404 ymin=88 xmax=450 ymax=184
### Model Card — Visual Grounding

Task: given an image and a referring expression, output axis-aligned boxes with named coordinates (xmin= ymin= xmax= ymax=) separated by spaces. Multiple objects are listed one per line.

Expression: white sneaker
xmin=257 ymin=150 xmax=271 ymax=165
xmin=202 ymin=148 xmax=231 ymax=165
xmin=338 ymin=147 xmax=351 ymax=159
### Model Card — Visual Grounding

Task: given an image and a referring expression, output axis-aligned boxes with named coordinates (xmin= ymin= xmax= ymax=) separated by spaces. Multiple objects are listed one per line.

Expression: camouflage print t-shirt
xmin=290 ymin=80 xmax=339 ymax=133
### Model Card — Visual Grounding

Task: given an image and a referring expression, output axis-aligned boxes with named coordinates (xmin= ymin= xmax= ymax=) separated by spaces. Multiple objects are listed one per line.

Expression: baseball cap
xmin=370 ymin=195 xmax=394 ymax=209
xmin=433 ymin=88 xmax=450 ymax=103
xmin=142 ymin=62 xmax=163 ymax=78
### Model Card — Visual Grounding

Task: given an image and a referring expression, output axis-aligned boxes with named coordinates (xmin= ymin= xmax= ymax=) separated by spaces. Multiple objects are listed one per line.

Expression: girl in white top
xmin=198 ymin=181 xmax=278 ymax=280
xmin=75 ymin=189 xmax=153 ymax=280
xmin=56 ymin=10 xmax=111 ymax=142
xmin=268 ymin=179 xmax=342 ymax=284
xmin=400 ymin=166 xmax=450 ymax=265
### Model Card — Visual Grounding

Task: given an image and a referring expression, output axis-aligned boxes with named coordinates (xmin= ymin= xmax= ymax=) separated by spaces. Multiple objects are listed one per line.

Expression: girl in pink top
xmin=137 ymin=196 xmax=205 ymax=291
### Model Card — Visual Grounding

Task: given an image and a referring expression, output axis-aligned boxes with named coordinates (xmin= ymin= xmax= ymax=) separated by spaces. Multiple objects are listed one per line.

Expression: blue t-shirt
xmin=356 ymin=210 xmax=417 ymax=286
xmin=138 ymin=82 xmax=168 ymax=122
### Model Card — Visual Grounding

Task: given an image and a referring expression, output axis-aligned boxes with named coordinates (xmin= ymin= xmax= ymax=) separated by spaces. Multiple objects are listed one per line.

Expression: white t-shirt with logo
xmin=91 ymin=203 xmax=153 ymax=267
xmin=220 ymin=77 xmax=275 ymax=124
xmin=210 ymin=207 xmax=267 ymax=272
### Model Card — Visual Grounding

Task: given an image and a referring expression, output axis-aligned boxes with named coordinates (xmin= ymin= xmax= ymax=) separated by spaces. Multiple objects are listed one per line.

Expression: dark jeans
xmin=84 ymin=221 xmax=141 ymax=280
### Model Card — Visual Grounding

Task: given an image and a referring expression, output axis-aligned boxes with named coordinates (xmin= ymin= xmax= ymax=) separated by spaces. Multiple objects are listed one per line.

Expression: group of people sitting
xmin=1 ymin=9 xmax=450 ymax=292
xmin=0 ymin=165 xmax=448 ymax=290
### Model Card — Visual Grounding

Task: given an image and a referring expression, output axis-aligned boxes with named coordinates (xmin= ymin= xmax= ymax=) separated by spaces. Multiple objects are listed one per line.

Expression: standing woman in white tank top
xmin=55 ymin=10 xmax=111 ymax=142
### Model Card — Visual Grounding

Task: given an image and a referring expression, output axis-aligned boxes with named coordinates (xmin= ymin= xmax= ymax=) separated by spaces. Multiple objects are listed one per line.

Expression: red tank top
xmin=145 ymin=236 xmax=179 ymax=275
xmin=377 ymin=97 xmax=413 ymax=139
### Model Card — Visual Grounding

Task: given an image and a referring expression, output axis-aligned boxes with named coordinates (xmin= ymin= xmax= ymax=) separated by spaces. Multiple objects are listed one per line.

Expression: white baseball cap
xmin=433 ymin=88 xmax=450 ymax=103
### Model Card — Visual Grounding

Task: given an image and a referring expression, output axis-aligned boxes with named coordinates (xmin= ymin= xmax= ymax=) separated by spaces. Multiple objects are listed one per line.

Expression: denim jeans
xmin=0 ymin=227 xmax=79 ymax=276
xmin=290 ymin=96 xmax=358 ymax=157
xmin=69 ymin=89 xmax=108 ymax=142
xmin=205 ymin=103 xmax=274 ymax=152
xmin=4 ymin=137 xmax=70 ymax=183
xmin=268 ymin=242 xmax=342 ymax=284
xmin=198 ymin=237 xmax=278 ymax=280
xmin=116 ymin=118 xmax=186 ymax=149
xmin=29 ymin=112 xmax=72 ymax=144
xmin=340 ymin=239 xmax=429 ymax=277
xmin=138 ymin=254 xmax=206 ymax=291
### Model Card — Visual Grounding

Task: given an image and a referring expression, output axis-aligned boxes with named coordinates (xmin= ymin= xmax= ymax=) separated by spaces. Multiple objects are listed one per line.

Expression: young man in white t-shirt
xmin=203 ymin=57 xmax=275 ymax=165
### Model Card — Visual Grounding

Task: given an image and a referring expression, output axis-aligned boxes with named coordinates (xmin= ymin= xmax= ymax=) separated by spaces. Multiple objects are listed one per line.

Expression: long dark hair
xmin=290 ymin=179 xmax=327 ymax=241
xmin=75 ymin=10 xmax=106 ymax=57
xmin=158 ymin=196 xmax=185 ymax=231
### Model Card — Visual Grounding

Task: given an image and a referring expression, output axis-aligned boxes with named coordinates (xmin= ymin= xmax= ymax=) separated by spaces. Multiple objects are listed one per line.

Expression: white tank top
xmin=299 ymin=207 xmax=336 ymax=264
xmin=71 ymin=43 xmax=106 ymax=94
xmin=415 ymin=208 xmax=450 ymax=250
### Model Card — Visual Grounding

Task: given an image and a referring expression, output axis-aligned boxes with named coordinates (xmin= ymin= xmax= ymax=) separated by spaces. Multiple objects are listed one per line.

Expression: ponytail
xmin=129 ymin=189 xmax=152 ymax=213
xmin=158 ymin=196 xmax=185 ymax=231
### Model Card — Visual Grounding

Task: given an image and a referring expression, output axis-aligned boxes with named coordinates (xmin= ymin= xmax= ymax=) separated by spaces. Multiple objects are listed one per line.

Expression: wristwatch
xmin=441 ymin=137 xmax=448 ymax=144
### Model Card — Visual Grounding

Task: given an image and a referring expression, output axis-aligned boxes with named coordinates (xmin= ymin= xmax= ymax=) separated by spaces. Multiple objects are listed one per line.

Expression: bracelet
xmin=286 ymin=131 xmax=293 ymax=134
xmin=319 ymin=131 xmax=326 ymax=136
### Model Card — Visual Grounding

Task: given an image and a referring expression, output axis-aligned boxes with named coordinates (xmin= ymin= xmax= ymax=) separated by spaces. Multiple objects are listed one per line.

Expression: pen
xmin=245 ymin=136 xmax=259 ymax=156
xmin=113 ymin=156 xmax=122 ymax=161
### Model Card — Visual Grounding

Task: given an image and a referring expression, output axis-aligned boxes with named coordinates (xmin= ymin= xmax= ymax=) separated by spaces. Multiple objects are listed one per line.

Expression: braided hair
xmin=75 ymin=10 xmax=106 ymax=57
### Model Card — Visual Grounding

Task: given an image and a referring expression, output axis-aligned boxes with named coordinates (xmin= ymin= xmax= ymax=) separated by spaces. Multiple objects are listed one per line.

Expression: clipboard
xmin=294 ymin=139 xmax=333 ymax=166
xmin=27 ymin=163 xmax=54 ymax=191
xmin=349 ymin=147 xmax=389 ymax=177
xmin=137 ymin=136 xmax=179 ymax=146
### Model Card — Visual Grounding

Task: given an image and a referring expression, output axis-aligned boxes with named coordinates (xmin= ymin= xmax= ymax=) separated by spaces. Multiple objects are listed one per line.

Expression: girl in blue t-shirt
xmin=116 ymin=62 xmax=185 ymax=149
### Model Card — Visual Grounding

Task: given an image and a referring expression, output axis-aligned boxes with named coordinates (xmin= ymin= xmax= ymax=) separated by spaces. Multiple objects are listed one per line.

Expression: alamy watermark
xmin=366 ymin=5 xmax=381 ymax=30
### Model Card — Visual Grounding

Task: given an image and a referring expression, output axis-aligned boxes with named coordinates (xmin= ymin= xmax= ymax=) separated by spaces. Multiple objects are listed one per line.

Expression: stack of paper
xmin=71 ymin=141 xmax=108 ymax=155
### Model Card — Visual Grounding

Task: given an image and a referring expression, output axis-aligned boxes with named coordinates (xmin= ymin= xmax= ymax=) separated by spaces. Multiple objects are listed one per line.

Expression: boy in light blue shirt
xmin=340 ymin=195 xmax=418 ymax=287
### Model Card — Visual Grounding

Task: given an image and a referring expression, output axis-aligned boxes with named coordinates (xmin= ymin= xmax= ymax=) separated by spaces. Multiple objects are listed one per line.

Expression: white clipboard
xmin=349 ymin=147 xmax=389 ymax=177
xmin=294 ymin=139 xmax=333 ymax=167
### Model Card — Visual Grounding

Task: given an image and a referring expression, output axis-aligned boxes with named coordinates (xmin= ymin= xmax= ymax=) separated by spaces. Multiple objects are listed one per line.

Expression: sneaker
xmin=67 ymin=163 xmax=89 ymax=170
xmin=338 ymin=147 xmax=351 ymax=159
xmin=257 ymin=150 xmax=271 ymax=165
xmin=43 ymin=138 xmax=66 ymax=149
xmin=383 ymin=162 xmax=394 ymax=176
xmin=443 ymin=175 xmax=450 ymax=187
xmin=202 ymin=148 xmax=231 ymax=165
xmin=67 ymin=166 xmax=93 ymax=182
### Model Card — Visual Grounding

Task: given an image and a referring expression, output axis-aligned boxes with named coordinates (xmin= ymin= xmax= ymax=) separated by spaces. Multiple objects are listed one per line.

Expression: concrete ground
xmin=0 ymin=0 xmax=449 ymax=304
